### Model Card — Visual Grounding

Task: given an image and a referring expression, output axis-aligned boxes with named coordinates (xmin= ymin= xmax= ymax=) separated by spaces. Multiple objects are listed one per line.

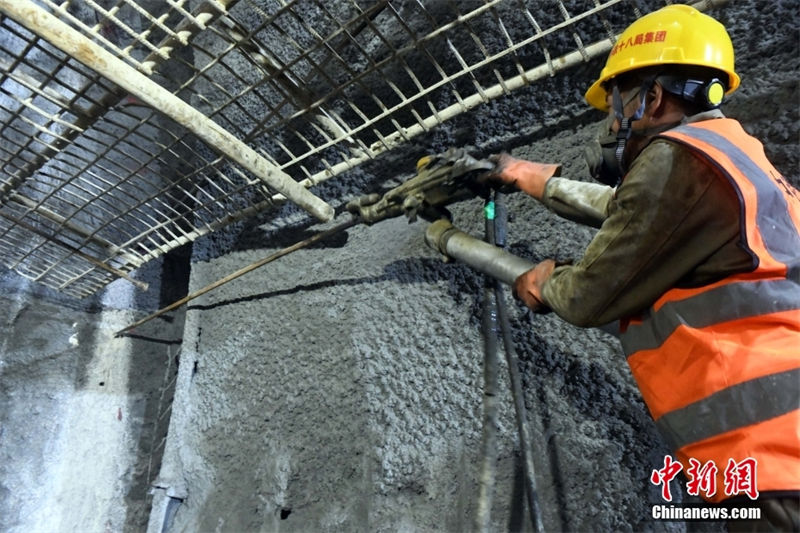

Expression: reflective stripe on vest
xmin=668 ymin=124 xmax=800 ymax=277
xmin=620 ymin=118 xmax=800 ymax=500
xmin=655 ymin=367 xmax=800 ymax=451
xmin=621 ymin=278 xmax=800 ymax=354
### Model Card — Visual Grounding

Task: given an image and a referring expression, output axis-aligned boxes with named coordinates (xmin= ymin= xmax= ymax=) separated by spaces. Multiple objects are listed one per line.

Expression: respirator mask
xmin=584 ymin=80 xmax=651 ymax=188
xmin=584 ymin=116 xmax=624 ymax=188
xmin=584 ymin=73 xmax=724 ymax=187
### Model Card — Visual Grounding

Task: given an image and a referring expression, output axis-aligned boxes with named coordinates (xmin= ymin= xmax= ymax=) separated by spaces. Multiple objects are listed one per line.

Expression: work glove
xmin=513 ymin=259 xmax=556 ymax=312
xmin=484 ymin=153 xmax=562 ymax=200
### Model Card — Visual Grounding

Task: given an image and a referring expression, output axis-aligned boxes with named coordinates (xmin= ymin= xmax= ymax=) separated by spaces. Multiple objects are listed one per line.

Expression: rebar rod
xmin=268 ymin=0 xmax=728 ymax=197
xmin=270 ymin=25 xmax=619 ymax=199
xmin=0 ymin=1 xmax=239 ymax=206
xmin=114 ymin=216 xmax=358 ymax=336
xmin=9 ymin=193 xmax=125 ymax=256
xmin=0 ymin=0 xmax=333 ymax=222
xmin=0 ymin=209 xmax=148 ymax=290
xmin=0 ymin=0 xmax=732 ymax=297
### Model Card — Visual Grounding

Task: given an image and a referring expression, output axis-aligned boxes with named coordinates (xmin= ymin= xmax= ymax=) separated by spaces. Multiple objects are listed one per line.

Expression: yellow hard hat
xmin=585 ymin=4 xmax=740 ymax=111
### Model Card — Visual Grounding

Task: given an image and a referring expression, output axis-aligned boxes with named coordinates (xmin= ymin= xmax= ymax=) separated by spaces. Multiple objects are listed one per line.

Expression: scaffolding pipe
xmin=0 ymin=0 xmax=334 ymax=222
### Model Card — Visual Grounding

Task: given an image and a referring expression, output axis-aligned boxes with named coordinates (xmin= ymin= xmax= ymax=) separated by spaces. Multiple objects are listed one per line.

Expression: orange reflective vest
xmin=620 ymin=118 xmax=800 ymax=502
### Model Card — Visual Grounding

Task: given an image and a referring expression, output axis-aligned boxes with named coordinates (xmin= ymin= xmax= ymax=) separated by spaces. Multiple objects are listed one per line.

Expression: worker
xmin=486 ymin=4 xmax=800 ymax=532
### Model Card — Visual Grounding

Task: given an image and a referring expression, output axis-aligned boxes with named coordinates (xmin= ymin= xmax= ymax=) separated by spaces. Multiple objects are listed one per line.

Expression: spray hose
xmin=473 ymin=190 xmax=544 ymax=533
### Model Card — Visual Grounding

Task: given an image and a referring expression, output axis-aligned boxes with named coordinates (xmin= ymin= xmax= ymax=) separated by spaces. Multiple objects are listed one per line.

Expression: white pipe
xmin=0 ymin=0 xmax=334 ymax=222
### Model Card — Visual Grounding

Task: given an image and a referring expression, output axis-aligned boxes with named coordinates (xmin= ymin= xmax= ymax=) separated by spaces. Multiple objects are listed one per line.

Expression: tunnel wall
xmin=152 ymin=2 xmax=799 ymax=532
xmin=0 ymin=258 xmax=185 ymax=533
xmin=0 ymin=1 xmax=796 ymax=532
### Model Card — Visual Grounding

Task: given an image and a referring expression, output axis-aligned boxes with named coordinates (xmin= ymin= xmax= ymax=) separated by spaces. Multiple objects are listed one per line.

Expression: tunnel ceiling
xmin=0 ymin=0 xmax=715 ymax=298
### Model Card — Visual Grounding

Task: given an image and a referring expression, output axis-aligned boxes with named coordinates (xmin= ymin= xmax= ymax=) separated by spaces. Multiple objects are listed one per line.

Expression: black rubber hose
xmin=476 ymin=196 xmax=500 ymax=533
xmin=493 ymin=191 xmax=544 ymax=533
xmin=495 ymin=287 xmax=544 ymax=532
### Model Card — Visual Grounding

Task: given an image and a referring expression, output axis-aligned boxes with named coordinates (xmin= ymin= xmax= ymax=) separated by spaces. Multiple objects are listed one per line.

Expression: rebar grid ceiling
xmin=0 ymin=0 xmax=725 ymax=298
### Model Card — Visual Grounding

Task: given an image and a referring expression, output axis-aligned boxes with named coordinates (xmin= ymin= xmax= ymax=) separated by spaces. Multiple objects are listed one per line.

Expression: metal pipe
xmin=426 ymin=219 xmax=621 ymax=340
xmin=425 ymin=219 xmax=534 ymax=286
xmin=0 ymin=0 xmax=333 ymax=222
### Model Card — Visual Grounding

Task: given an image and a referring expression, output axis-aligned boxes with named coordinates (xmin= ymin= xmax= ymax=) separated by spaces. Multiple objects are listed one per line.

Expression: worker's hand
xmin=484 ymin=153 xmax=562 ymax=200
xmin=513 ymin=259 xmax=556 ymax=312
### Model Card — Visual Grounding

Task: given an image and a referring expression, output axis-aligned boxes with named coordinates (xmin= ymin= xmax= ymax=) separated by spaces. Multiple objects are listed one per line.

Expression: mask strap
xmin=610 ymin=76 xmax=657 ymax=174
xmin=611 ymin=84 xmax=646 ymax=122
xmin=615 ymin=117 xmax=631 ymax=175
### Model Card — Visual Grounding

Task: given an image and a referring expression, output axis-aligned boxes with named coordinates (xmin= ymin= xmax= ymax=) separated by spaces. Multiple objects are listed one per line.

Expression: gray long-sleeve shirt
xmin=539 ymin=114 xmax=755 ymax=327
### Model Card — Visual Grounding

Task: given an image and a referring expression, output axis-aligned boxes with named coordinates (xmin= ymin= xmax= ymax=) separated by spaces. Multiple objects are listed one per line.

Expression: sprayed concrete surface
xmin=153 ymin=2 xmax=799 ymax=532
xmin=0 ymin=1 xmax=798 ymax=532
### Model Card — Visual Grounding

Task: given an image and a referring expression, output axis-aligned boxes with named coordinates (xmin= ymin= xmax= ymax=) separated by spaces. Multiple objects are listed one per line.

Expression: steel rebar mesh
xmin=0 ymin=0 xmax=696 ymax=298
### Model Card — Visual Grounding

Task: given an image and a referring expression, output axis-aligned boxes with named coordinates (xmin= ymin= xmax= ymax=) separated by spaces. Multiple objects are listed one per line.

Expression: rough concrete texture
xmin=0 ymin=1 xmax=797 ymax=533
xmin=1 ymin=1 xmax=193 ymax=529
xmin=0 ymin=258 xmax=186 ymax=533
xmin=153 ymin=2 xmax=799 ymax=532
